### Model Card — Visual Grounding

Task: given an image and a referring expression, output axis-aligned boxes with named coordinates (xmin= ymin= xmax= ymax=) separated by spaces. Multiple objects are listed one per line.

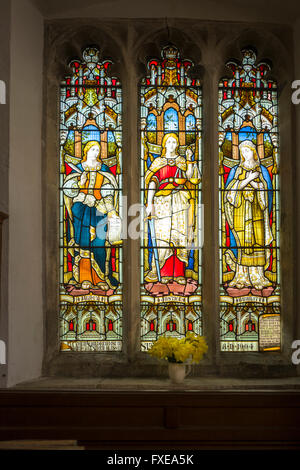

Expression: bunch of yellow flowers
xmin=147 ymin=332 xmax=208 ymax=364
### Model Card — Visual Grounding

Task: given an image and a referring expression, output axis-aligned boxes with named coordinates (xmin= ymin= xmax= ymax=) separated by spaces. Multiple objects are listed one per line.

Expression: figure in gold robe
xmin=224 ymin=140 xmax=273 ymax=291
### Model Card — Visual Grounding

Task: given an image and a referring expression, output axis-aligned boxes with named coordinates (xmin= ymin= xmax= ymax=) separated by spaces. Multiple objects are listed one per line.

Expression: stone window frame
xmin=43 ymin=19 xmax=297 ymax=379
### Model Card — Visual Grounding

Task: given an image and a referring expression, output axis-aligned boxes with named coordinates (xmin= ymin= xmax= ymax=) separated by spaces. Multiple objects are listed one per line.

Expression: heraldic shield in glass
xmin=219 ymin=48 xmax=281 ymax=352
xmin=59 ymin=47 xmax=123 ymax=352
xmin=140 ymin=45 xmax=203 ymax=351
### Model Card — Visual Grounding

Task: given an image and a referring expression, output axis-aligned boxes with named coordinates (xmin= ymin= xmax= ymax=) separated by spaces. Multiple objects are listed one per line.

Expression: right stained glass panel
xmin=219 ymin=48 xmax=280 ymax=352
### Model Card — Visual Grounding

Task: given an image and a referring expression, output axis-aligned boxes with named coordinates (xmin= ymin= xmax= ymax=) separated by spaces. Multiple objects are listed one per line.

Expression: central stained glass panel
xmin=140 ymin=45 xmax=203 ymax=351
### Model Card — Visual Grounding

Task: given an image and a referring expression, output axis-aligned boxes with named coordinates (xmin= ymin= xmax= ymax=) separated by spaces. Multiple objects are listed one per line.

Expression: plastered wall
xmin=8 ymin=0 xmax=44 ymax=386
xmin=0 ymin=0 xmax=10 ymax=388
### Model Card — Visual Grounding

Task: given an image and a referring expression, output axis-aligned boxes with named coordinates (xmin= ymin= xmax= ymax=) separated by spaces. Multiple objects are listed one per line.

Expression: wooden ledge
xmin=1 ymin=388 xmax=300 ymax=449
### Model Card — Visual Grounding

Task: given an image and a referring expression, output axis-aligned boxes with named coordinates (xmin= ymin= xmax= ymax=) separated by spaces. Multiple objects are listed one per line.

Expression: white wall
xmin=8 ymin=0 xmax=43 ymax=386
xmin=0 ymin=0 xmax=11 ymax=388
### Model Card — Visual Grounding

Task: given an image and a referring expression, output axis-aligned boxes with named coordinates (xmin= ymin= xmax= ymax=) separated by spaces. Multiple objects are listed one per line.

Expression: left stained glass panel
xmin=59 ymin=47 xmax=123 ymax=352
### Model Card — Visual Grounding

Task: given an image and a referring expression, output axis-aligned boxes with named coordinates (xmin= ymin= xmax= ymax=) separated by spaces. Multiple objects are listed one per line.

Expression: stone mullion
xmin=200 ymin=59 xmax=220 ymax=371
xmin=123 ymin=31 xmax=141 ymax=362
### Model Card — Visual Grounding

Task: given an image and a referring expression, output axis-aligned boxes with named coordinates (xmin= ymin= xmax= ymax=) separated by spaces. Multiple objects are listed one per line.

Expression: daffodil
xmin=147 ymin=334 xmax=208 ymax=364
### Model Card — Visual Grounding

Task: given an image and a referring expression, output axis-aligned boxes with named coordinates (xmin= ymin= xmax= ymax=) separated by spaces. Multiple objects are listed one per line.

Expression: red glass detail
xmin=86 ymin=323 xmax=90 ymax=331
xmin=252 ymin=323 xmax=255 ymax=331
xmin=160 ymin=252 xmax=185 ymax=278
xmin=108 ymin=320 xmax=113 ymax=331
xmin=69 ymin=321 xmax=74 ymax=331
xmin=150 ymin=321 xmax=155 ymax=331
xmin=149 ymin=60 xmax=158 ymax=68
xmin=229 ymin=322 xmax=233 ymax=332
xmin=110 ymin=164 xmax=117 ymax=176
xmin=267 ymin=248 xmax=273 ymax=272
xmin=67 ymin=252 xmax=72 ymax=272
xmin=188 ymin=321 xmax=193 ymax=331
xmin=92 ymin=322 xmax=96 ymax=331
xmin=225 ymin=221 xmax=230 ymax=247
xmin=111 ymin=248 xmax=116 ymax=272
xmin=172 ymin=322 xmax=176 ymax=331
xmin=65 ymin=163 xmax=73 ymax=176
xmin=223 ymin=165 xmax=231 ymax=185
xmin=166 ymin=323 xmax=170 ymax=331
xmin=245 ymin=323 xmax=249 ymax=331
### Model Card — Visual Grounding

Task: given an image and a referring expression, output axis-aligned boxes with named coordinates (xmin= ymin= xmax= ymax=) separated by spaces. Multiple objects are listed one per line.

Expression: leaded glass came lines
xmin=219 ymin=48 xmax=280 ymax=352
xmin=140 ymin=45 xmax=203 ymax=351
xmin=59 ymin=47 xmax=123 ymax=352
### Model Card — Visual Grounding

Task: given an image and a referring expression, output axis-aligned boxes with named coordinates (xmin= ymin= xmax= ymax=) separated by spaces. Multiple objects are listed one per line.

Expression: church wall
xmin=0 ymin=0 xmax=11 ymax=388
xmin=38 ymin=0 xmax=298 ymax=25
xmin=7 ymin=0 xmax=44 ymax=386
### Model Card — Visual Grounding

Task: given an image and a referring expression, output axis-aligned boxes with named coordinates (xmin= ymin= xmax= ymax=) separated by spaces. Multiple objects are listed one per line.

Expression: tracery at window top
xmin=219 ymin=47 xmax=280 ymax=352
xmin=140 ymin=45 xmax=203 ymax=350
xmin=59 ymin=47 xmax=123 ymax=352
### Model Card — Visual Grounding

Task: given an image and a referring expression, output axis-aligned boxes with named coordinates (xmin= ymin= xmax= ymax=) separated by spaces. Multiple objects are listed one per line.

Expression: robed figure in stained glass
xmin=145 ymin=133 xmax=200 ymax=286
xmin=224 ymin=140 xmax=273 ymax=291
xmin=63 ymin=140 xmax=120 ymax=292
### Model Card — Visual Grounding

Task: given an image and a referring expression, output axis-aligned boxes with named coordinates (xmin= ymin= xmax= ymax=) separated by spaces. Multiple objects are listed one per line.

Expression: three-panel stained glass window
xmin=59 ymin=45 xmax=281 ymax=354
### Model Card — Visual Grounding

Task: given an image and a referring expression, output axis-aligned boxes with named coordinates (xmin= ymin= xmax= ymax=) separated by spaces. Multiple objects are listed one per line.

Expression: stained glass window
xmin=59 ymin=47 xmax=123 ymax=352
xmin=219 ymin=48 xmax=280 ymax=352
xmin=140 ymin=45 xmax=202 ymax=351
